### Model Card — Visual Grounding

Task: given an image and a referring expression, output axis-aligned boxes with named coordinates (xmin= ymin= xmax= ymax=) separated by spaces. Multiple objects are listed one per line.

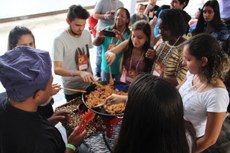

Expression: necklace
xmin=191 ymin=75 xmax=208 ymax=92
xmin=156 ymin=36 xmax=181 ymax=64
xmin=129 ymin=50 xmax=143 ymax=71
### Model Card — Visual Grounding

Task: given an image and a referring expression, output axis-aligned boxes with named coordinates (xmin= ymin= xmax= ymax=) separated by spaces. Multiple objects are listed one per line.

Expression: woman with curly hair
xmin=179 ymin=33 xmax=229 ymax=152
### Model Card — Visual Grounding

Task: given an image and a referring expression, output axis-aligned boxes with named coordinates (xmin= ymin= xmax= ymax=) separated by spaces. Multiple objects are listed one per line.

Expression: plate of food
xmin=82 ymin=81 xmax=128 ymax=116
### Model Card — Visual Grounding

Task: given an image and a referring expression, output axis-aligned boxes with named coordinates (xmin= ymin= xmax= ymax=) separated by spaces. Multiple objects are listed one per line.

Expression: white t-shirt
xmin=53 ymin=30 xmax=93 ymax=95
xmin=95 ymin=0 xmax=124 ymax=31
xmin=179 ymin=72 xmax=229 ymax=137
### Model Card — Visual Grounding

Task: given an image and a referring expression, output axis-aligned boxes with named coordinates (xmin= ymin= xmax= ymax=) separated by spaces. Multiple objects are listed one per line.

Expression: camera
xmin=110 ymin=10 xmax=115 ymax=15
xmin=103 ymin=29 xmax=116 ymax=37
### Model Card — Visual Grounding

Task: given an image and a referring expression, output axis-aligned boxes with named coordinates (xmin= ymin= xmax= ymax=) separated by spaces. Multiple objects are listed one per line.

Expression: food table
xmin=56 ymin=83 xmax=127 ymax=153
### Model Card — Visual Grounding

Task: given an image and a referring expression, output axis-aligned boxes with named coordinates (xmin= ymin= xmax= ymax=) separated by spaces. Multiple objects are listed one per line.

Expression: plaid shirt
xmin=211 ymin=25 xmax=230 ymax=41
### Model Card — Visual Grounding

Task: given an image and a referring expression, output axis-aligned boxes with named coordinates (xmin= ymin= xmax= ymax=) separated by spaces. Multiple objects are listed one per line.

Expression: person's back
xmin=0 ymin=46 xmax=86 ymax=153
xmin=0 ymin=102 xmax=65 ymax=153
xmin=114 ymin=74 xmax=196 ymax=153
xmin=0 ymin=47 xmax=65 ymax=153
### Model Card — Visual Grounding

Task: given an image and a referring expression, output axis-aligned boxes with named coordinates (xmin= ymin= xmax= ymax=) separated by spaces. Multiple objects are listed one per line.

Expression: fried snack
xmin=104 ymin=102 xmax=126 ymax=114
xmin=86 ymin=85 xmax=126 ymax=114
xmin=55 ymin=98 xmax=98 ymax=138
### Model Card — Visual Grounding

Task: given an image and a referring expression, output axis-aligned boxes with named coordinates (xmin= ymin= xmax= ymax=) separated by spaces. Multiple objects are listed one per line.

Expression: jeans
xmin=101 ymin=70 xmax=121 ymax=82
xmin=95 ymin=45 xmax=102 ymax=74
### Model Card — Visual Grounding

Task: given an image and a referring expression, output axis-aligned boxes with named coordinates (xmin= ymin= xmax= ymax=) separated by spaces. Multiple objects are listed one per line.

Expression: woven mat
xmin=55 ymin=98 xmax=103 ymax=138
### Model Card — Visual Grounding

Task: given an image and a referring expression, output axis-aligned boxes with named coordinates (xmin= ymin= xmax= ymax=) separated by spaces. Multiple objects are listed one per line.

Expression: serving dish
xmin=82 ymin=81 xmax=128 ymax=117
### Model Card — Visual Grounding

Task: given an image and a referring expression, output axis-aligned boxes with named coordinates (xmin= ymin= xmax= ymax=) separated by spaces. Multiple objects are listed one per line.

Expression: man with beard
xmin=53 ymin=5 xmax=95 ymax=102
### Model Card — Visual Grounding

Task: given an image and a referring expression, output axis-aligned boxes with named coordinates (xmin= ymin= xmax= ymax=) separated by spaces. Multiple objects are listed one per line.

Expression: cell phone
xmin=103 ymin=29 xmax=116 ymax=37
xmin=110 ymin=11 xmax=115 ymax=15
xmin=110 ymin=10 xmax=115 ymax=15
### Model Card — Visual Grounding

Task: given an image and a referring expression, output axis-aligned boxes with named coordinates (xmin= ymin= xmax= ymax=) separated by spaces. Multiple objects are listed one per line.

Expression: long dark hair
xmin=193 ymin=0 xmax=224 ymax=35
xmin=123 ymin=21 xmax=152 ymax=72
xmin=114 ymin=74 xmax=196 ymax=153
xmin=8 ymin=26 xmax=35 ymax=50
xmin=185 ymin=33 xmax=229 ymax=82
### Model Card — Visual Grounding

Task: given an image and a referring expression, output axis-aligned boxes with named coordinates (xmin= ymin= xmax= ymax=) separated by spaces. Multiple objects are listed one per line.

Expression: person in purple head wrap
xmin=0 ymin=46 xmax=86 ymax=153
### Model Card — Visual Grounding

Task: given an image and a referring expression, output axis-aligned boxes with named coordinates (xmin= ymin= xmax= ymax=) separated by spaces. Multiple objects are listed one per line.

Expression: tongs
xmin=93 ymin=100 xmax=107 ymax=108
xmin=61 ymin=87 xmax=86 ymax=93
xmin=109 ymin=66 xmax=114 ymax=85
xmin=76 ymin=109 xmax=95 ymax=135
xmin=93 ymin=81 xmax=104 ymax=88
xmin=94 ymin=101 xmax=125 ymax=108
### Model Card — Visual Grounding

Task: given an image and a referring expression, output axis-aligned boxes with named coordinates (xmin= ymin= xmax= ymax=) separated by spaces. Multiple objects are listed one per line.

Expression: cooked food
xmin=104 ymin=102 xmax=126 ymax=114
xmin=85 ymin=85 xmax=126 ymax=114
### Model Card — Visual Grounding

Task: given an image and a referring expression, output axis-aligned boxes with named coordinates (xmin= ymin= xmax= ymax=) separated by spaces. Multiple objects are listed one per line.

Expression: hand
xmin=113 ymin=29 xmax=125 ymax=41
xmin=79 ymin=71 xmax=95 ymax=83
xmin=68 ymin=126 xmax=86 ymax=147
xmin=104 ymin=11 xmax=114 ymax=19
xmin=47 ymin=110 xmax=69 ymax=126
xmin=145 ymin=48 xmax=156 ymax=59
xmin=51 ymin=83 xmax=61 ymax=96
xmin=98 ymin=28 xmax=106 ymax=38
xmin=105 ymin=51 xmax=116 ymax=66
xmin=146 ymin=3 xmax=154 ymax=11
xmin=105 ymin=94 xmax=127 ymax=105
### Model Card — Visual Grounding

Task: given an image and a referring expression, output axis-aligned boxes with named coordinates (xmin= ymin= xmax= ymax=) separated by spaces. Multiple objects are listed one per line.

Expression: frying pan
xmin=82 ymin=81 xmax=128 ymax=116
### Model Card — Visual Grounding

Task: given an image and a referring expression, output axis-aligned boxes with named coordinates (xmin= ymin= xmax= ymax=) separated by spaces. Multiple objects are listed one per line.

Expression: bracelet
xmin=66 ymin=143 xmax=76 ymax=151
xmin=70 ymin=70 xmax=74 ymax=76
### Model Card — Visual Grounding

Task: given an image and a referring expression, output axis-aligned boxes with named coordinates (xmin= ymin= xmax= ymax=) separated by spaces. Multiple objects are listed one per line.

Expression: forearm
xmin=93 ymin=13 xmax=105 ymax=20
xmin=93 ymin=36 xmax=104 ymax=46
xmin=54 ymin=67 xmax=81 ymax=77
xmin=144 ymin=4 xmax=152 ymax=15
xmin=195 ymin=112 xmax=227 ymax=153
xmin=119 ymin=95 xmax=128 ymax=102
xmin=143 ymin=9 xmax=149 ymax=15
xmin=195 ymin=137 xmax=216 ymax=153
xmin=64 ymin=144 xmax=79 ymax=153
xmin=110 ymin=40 xmax=128 ymax=54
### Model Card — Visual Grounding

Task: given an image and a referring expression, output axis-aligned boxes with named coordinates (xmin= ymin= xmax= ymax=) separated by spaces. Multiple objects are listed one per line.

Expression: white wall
xmin=120 ymin=0 xmax=137 ymax=15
